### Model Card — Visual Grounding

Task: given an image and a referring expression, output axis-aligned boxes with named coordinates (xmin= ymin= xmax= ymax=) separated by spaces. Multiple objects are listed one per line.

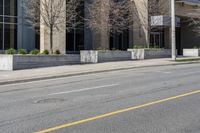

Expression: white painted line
xmin=47 ymin=84 xmax=119 ymax=96
xmin=154 ymin=71 xmax=172 ymax=74
xmin=0 ymin=73 xmax=102 ymax=87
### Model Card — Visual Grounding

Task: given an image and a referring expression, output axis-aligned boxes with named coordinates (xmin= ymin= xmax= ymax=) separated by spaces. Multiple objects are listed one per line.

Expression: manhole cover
xmin=35 ymin=98 xmax=65 ymax=104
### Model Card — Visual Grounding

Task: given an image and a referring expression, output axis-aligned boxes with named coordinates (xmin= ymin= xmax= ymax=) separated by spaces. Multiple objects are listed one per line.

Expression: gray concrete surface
xmin=81 ymin=50 xmax=132 ymax=63
xmin=183 ymin=49 xmax=200 ymax=57
xmin=0 ymin=55 xmax=13 ymax=70
xmin=0 ymin=63 xmax=200 ymax=133
xmin=128 ymin=49 xmax=172 ymax=59
xmin=0 ymin=50 xmax=4 ymax=54
xmin=0 ymin=54 xmax=80 ymax=70
xmin=1 ymin=58 xmax=200 ymax=85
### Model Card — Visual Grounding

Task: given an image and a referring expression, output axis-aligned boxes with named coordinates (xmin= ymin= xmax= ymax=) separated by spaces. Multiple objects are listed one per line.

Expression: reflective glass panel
xmin=0 ymin=24 xmax=3 ymax=49
xmin=4 ymin=24 xmax=17 ymax=49
xmin=4 ymin=0 xmax=17 ymax=16
xmin=0 ymin=0 xmax=3 ymax=15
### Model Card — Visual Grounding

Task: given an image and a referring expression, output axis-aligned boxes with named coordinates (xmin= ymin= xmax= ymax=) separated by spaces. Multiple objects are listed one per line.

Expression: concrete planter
xmin=0 ymin=50 xmax=4 ymax=54
xmin=0 ymin=54 xmax=80 ymax=70
xmin=80 ymin=50 xmax=132 ymax=63
xmin=127 ymin=49 xmax=171 ymax=60
xmin=183 ymin=49 xmax=200 ymax=57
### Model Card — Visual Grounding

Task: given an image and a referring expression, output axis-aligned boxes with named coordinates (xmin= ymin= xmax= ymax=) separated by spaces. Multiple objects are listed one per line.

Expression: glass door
xmin=150 ymin=32 xmax=164 ymax=48
xmin=66 ymin=0 xmax=84 ymax=53
xmin=110 ymin=30 xmax=129 ymax=50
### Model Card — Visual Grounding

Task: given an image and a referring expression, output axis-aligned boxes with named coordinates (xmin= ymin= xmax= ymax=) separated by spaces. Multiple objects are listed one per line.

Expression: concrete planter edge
xmin=80 ymin=50 xmax=132 ymax=63
xmin=183 ymin=49 xmax=200 ymax=57
xmin=127 ymin=49 xmax=172 ymax=60
xmin=0 ymin=54 xmax=80 ymax=70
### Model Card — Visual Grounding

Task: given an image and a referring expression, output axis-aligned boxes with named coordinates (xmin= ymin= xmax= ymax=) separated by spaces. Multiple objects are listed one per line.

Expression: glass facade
xmin=110 ymin=30 xmax=129 ymax=50
xmin=66 ymin=0 xmax=84 ymax=52
xmin=0 ymin=24 xmax=2 ymax=49
xmin=0 ymin=0 xmax=17 ymax=50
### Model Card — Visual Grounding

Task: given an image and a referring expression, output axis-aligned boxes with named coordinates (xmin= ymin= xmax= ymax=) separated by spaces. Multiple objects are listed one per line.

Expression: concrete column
xmin=100 ymin=0 xmax=110 ymax=49
xmin=171 ymin=0 xmax=176 ymax=60
xmin=92 ymin=0 xmax=110 ymax=50
xmin=40 ymin=0 xmax=66 ymax=54
xmin=132 ymin=0 xmax=149 ymax=47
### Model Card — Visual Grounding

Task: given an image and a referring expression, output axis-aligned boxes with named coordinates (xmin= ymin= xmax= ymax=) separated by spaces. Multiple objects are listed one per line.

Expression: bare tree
xmin=187 ymin=8 xmax=200 ymax=36
xmin=189 ymin=18 xmax=200 ymax=36
xmin=86 ymin=0 xmax=133 ymax=45
xmin=132 ymin=0 xmax=170 ymax=48
xmin=23 ymin=0 xmax=82 ymax=54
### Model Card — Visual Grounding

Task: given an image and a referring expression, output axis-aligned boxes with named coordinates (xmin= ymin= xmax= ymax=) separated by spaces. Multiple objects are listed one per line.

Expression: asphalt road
xmin=0 ymin=63 xmax=200 ymax=133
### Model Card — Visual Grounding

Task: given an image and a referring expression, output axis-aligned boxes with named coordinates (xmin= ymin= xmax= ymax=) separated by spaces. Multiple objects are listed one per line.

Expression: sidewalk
xmin=0 ymin=58 xmax=200 ymax=85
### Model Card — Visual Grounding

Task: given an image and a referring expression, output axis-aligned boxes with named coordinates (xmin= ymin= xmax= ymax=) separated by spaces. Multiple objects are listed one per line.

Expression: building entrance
xmin=66 ymin=0 xmax=84 ymax=53
xmin=110 ymin=30 xmax=129 ymax=50
xmin=150 ymin=32 xmax=164 ymax=48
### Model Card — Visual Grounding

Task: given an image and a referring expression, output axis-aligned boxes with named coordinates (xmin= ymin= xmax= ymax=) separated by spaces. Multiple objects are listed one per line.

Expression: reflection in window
xmin=4 ymin=0 xmax=17 ymax=16
xmin=4 ymin=24 xmax=17 ymax=49
xmin=0 ymin=0 xmax=17 ymax=50
xmin=66 ymin=0 xmax=84 ymax=52
xmin=0 ymin=24 xmax=3 ymax=49
xmin=0 ymin=0 xmax=3 ymax=15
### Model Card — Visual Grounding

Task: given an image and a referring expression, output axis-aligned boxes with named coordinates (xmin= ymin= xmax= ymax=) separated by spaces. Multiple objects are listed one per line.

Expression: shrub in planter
xmin=30 ymin=49 xmax=40 ymax=55
xmin=18 ymin=49 xmax=27 ymax=55
xmin=6 ymin=48 xmax=16 ymax=55
xmin=149 ymin=45 xmax=161 ymax=49
xmin=133 ymin=45 xmax=147 ymax=49
xmin=54 ymin=50 xmax=61 ymax=55
xmin=111 ymin=48 xmax=120 ymax=51
xmin=42 ymin=49 xmax=49 ymax=55
xmin=96 ymin=47 xmax=109 ymax=51
xmin=193 ymin=46 xmax=200 ymax=49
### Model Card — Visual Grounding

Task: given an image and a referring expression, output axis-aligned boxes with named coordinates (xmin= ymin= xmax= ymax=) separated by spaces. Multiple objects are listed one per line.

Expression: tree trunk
xmin=50 ymin=26 xmax=53 ymax=54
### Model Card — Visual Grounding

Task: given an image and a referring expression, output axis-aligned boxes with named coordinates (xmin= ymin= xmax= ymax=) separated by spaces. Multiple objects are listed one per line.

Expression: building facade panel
xmin=0 ymin=0 xmax=199 ymax=55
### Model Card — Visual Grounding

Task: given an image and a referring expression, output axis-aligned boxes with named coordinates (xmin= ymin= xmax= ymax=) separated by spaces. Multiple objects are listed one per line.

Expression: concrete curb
xmin=0 ymin=61 xmax=200 ymax=85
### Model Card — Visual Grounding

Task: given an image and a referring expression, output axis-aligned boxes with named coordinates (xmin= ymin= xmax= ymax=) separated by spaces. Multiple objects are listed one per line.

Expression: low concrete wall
xmin=81 ymin=50 xmax=132 ymax=63
xmin=183 ymin=49 xmax=200 ymax=57
xmin=0 ymin=55 xmax=13 ymax=70
xmin=0 ymin=54 xmax=80 ymax=70
xmin=0 ymin=50 xmax=4 ymax=54
xmin=128 ymin=49 xmax=171 ymax=60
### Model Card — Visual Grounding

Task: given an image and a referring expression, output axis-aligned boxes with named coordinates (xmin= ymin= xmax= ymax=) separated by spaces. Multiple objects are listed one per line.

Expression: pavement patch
xmin=35 ymin=98 xmax=65 ymax=104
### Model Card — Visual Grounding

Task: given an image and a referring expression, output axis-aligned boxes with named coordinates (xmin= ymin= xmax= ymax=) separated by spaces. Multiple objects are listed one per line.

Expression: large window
xmin=0 ymin=0 xmax=17 ymax=50
xmin=66 ymin=0 xmax=84 ymax=52
xmin=4 ymin=24 xmax=17 ymax=49
xmin=0 ymin=0 xmax=3 ymax=15
xmin=0 ymin=24 xmax=3 ymax=49
xmin=4 ymin=0 xmax=17 ymax=16
xmin=110 ymin=30 xmax=129 ymax=50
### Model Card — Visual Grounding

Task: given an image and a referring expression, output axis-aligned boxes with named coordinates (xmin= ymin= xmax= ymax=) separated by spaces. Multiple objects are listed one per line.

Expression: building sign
xmin=151 ymin=15 xmax=180 ymax=27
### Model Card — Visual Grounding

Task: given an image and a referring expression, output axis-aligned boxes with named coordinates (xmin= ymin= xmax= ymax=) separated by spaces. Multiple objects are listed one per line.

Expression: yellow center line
xmin=34 ymin=90 xmax=200 ymax=133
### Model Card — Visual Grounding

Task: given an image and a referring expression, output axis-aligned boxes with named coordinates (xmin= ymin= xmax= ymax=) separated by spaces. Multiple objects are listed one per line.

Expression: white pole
xmin=171 ymin=0 xmax=176 ymax=60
